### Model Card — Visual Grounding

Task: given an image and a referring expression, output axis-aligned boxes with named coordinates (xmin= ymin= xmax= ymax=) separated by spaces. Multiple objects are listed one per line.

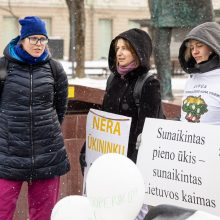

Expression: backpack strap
xmin=134 ymin=72 xmax=165 ymax=119
xmin=106 ymin=71 xmax=165 ymax=119
xmin=48 ymin=59 xmax=58 ymax=82
xmin=0 ymin=57 xmax=9 ymax=95
xmin=48 ymin=59 xmax=59 ymax=94
xmin=106 ymin=72 xmax=115 ymax=92
xmin=0 ymin=57 xmax=9 ymax=79
xmin=133 ymin=72 xmax=155 ymax=109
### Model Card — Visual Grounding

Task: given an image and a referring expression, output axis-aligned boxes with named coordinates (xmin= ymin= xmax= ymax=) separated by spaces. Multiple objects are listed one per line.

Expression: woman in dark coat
xmin=80 ymin=28 xmax=164 ymax=220
xmin=102 ymin=28 xmax=164 ymax=161
xmin=80 ymin=28 xmax=164 ymax=168
xmin=0 ymin=16 xmax=70 ymax=220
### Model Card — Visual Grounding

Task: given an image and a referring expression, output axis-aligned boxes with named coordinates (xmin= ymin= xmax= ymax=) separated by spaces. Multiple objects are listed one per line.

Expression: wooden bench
xmin=150 ymin=59 xmax=186 ymax=76
xmin=171 ymin=59 xmax=186 ymax=75
xmin=61 ymin=59 xmax=186 ymax=78
xmin=60 ymin=60 xmax=110 ymax=78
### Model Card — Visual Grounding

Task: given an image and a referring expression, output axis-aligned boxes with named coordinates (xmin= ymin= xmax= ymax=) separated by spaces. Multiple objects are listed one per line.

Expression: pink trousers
xmin=0 ymin=177 xmax=60 ymax=220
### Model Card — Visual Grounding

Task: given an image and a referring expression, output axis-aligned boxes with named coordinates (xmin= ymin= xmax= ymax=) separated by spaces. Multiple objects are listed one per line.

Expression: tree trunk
xmin=65 ymin=0 xmax=85 ymax=78
xmin=0 ymin=0 xmax=19 ymax=19
xmin=75 ymin=0 xmax=85 ymax=78
xmin=148 ymin=0 xmax=213 ymax=100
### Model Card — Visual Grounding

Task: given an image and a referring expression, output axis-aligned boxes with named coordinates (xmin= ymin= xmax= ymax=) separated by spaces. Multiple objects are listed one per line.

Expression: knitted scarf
xmin=117 ymin=61 xmax=137 ymax=78
xmin=14 ymin=44 xmax=48 ymax=64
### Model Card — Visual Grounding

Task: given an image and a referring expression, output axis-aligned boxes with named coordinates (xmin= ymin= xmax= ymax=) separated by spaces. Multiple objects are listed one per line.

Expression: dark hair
xmin=114 ymin=38 xmax=140 ymax=67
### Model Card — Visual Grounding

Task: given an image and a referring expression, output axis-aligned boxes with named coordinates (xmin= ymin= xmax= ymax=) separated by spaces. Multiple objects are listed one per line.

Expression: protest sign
xmin=83 ymin=108 xmax=131 ymax=194
xmin=137 ymin=118 xmax=220 ymax=216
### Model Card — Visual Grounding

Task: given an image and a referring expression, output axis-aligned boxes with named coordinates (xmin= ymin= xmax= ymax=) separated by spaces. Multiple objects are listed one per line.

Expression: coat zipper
xmin=29 ymin=66 xmax=34 ymax=184
xmin=118 ymin=79 xmax=129 ymax=113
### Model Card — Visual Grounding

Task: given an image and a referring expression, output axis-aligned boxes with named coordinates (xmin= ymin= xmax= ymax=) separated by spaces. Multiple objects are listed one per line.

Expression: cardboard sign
xmin=83 ymin=108 xmax=132 ymax=194
xmin=136 ymin=118 xmax=220 ymax=216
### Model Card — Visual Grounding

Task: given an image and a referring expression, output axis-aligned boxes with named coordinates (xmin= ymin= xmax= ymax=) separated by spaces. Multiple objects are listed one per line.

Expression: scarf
xmin=117 ymin=61 xmax=137 ymax=78
xmin=14 ymin=44 xmax=49 ymax=64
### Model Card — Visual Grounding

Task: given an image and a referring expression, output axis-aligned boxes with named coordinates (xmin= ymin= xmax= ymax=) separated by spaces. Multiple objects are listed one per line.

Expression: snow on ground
xmin=68 ymin=75 xmax=188 ymax=96
xmin=172 ymin=76 xmax=187 ymax=92
xmin=68 ymin=77 xmax=107 ymax=90
xmin=60 ymin=59 xmax=188 ymax=100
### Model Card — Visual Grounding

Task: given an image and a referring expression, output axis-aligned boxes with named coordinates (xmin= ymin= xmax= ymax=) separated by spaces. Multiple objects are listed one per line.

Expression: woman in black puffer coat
xmin=0 ymin=16 xmax=70 ymax=220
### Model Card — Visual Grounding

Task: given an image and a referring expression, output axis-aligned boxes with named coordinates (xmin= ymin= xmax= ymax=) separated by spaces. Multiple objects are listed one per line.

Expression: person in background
xmin=80 ymin=28 xmax=165 ymax=220
xmin=0 ymin=16 xmax=70 ymax=220
xmin=179 ymin=22 xmax=220 ymax=124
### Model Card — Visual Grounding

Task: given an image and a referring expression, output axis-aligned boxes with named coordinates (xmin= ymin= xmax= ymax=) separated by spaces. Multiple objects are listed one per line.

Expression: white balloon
xmin=51 ymin=195 xmax=94 ymax=220
xmin=86 ymin=153 xmax=145 ymax=220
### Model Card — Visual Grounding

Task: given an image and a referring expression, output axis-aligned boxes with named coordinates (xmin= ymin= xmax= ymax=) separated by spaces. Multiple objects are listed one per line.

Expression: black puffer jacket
xmin=103 ymin=28 xmax=163 ymax=161
xmin=0 ymin=38 xmax=70 ymax=181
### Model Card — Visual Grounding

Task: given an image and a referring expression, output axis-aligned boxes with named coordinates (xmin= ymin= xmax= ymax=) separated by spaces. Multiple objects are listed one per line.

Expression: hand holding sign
xmin=86 ymin=153 xmax=145 ymax=220
xmin=83 ymin=109 xmax=132 ymax=194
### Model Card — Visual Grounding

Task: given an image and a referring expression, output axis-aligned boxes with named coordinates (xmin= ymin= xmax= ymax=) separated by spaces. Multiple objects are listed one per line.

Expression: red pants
xmin=0 ymin=177 xmax=60 ymax=220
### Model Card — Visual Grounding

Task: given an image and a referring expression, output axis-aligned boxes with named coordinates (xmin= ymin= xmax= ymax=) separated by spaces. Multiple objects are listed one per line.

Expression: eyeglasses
xmin=28 ymin=36 xmax=48 ymax=45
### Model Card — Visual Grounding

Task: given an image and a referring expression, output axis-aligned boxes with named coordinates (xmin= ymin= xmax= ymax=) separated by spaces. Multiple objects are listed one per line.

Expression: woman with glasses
xmin=0 ymin=16 xmax=70 ymax=220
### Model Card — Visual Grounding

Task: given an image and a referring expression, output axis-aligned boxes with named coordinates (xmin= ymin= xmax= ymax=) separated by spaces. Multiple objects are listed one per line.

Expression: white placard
xmin=83 ymin=108 xmax=132 ymax=194
xmin=136 ymin=118 xmax=220 ymax=216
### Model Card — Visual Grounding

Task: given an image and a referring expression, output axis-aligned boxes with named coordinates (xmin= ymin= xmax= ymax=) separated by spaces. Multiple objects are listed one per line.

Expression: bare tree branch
xmin=65 ymin=0 xmax=85 ymax=78
xmin=0 ymin=0 xmax=19 ymax=19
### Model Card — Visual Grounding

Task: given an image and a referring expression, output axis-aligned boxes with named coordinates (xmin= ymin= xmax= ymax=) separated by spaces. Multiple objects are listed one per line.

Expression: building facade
xmin=0 ymin=0 xmax=69 ymax=58
xmin=0 ymin=0 xmax=219 ymax=60
xmin=0 ymin=0 xmax=149 ymax=60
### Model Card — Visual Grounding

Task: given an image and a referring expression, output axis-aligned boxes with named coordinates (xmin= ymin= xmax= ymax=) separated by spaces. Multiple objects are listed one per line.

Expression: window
xmin=128 ymin=20 xmax=141 ymax=29
xmin=3 ymin=17 xmax=19 ymax=49
xmin=42 ymin=17 xmax=52 ymax=36
xmin=2 ymin=17 xmax=51 ymax=48
xmin=98 ymin=19 xmax=112 ymax=59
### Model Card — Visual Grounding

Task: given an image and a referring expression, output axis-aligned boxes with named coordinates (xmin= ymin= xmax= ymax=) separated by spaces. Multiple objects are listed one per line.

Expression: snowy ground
xmin=60 ymin=60 xmax=188 ymax=104
xmin=68 ymin=75 xmax=187 ymax=105
xmin=68 ymin=75 xmax=187 ymax=92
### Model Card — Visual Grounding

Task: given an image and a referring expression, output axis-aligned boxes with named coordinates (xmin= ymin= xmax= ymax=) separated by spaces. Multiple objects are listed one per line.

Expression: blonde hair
xmin=184 ymin=39 xmax=214 ymax=62
xmin=184 ymin=41 xmax=192 ymax=62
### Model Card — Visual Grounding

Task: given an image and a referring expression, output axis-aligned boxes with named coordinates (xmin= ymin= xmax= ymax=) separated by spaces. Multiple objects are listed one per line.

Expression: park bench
xmin=60 ymin=59 xmax=110 ymax=78
xmin=61 ymin=59 xmax=185 ymax=78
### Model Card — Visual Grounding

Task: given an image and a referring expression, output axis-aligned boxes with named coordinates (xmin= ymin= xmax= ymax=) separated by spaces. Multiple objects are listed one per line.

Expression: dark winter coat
xmin=0 ymin=38 xmax=70 ymax=181
xmin=103 ymin=28 xmax=163 ymax=161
